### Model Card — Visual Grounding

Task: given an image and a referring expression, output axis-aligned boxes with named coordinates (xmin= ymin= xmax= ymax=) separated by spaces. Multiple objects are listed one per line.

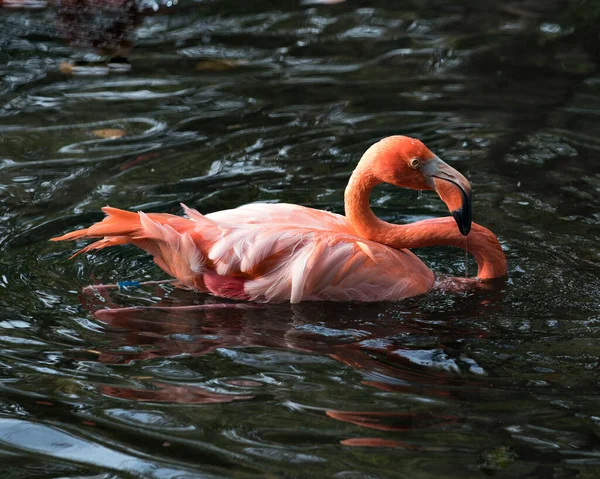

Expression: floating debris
xmin=59 ymin=61 xmax=110 ymax=76
xmin=196 ymin=59 xmax=247 ymax=72
xmin=90 ymin=128 xmax=126 ymax=139
xmin=478 ymin=446 xmax=518 ymax=472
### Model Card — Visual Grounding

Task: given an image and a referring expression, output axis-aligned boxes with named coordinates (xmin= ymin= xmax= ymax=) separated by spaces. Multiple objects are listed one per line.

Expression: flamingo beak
xmin=422 ymin=157 xmax=472 ymax=236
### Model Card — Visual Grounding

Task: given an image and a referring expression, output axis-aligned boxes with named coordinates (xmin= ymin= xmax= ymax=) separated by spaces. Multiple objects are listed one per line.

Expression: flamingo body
xmin=56 ymin=204 xmax=434 ymax=303
xmin=52 ymin=136 xmax=507 ymax=303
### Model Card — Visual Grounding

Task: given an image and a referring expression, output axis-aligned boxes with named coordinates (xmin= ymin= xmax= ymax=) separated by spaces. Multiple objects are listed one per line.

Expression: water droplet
xmin=540 ymin=23 xmax=561 ymax=34
xmin=464 ymin=235 xmax=468 ymax=278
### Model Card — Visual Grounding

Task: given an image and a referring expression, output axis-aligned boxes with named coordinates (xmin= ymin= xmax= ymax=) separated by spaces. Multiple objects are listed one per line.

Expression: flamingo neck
xmin=344 ymin=166 xmax=507 ymax=280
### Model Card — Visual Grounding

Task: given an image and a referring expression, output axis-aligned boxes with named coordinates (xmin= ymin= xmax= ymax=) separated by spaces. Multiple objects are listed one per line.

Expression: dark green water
xmin=1 ymin=0 xmax=600 ymax=477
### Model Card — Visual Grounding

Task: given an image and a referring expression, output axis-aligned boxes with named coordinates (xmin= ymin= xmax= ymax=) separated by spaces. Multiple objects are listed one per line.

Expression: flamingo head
xmin=370 ymin=136 xmax=472 ymax=236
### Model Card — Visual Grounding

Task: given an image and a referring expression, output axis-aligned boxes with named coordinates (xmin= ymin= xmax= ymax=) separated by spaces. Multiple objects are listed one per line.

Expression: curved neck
xmin=344 ymin=167 xmax=507 ymax=280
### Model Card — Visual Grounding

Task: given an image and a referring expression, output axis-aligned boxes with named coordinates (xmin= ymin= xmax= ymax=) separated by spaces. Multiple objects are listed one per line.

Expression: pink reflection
xmin=78 ymin=285 xmax=500 ymax=407
xmin=100 ymin=381 xmax=253 ymax=404
xmin=326 ymin=410 xmax=460 ymax=432
xmin=340 ymin=438 xmax=419 ymax=450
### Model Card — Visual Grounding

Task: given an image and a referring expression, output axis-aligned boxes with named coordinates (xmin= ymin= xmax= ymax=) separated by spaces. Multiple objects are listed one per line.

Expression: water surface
xmin=1 ymin=0 xmax=600 ymax=477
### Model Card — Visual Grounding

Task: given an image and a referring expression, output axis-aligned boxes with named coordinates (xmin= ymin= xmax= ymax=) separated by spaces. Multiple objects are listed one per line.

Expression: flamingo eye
xmin=409 ymin=157 xmax=421 ymax=169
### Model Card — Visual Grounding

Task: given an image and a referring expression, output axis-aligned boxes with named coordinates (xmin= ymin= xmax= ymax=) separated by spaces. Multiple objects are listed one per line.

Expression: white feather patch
xmin=356 ymin=241 xmax=377 ymax=263
xmin=180 ymin=203 xmax=205 ymax=223
xmin=290 ymin=242 xmax=315 ymax=303
xmin=181 ymin=232 xmax=204 ymax=273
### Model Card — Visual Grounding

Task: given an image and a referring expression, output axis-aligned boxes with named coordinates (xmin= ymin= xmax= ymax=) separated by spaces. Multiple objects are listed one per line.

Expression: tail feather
xmin=51 ymin=206 xmax=196 ymax=257
xmin=51 ymin=205 xmax=208 ymax=292
xmin=68 ymin=236 xmax=130 ymax=259
xmin=51 ymin=207 xmax=142 ymax=242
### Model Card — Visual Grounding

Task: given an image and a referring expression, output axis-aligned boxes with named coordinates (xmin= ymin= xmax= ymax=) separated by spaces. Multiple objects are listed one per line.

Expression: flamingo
xmin=51 ymin=136 xmax=507 ymax=303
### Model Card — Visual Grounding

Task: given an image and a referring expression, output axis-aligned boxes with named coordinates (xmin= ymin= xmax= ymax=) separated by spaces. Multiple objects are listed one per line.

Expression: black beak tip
xmin=453 ymin=212 xmax=470 ymax=236
xmin=452 ymin=191 xmax=472 ymax=236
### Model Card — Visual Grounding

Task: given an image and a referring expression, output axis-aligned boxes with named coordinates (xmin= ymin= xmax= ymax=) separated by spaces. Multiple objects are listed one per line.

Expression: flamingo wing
xmin=184 ymin=204 xmax=434 ymax=303
xmin=242 ymin=232 xmax=434 ymax=303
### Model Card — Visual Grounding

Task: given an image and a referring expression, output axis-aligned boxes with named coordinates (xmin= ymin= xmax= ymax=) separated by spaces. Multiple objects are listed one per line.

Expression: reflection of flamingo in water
xmin=52 ymin=136 xmax=507 ymax=303
xmin=81 ymin=291 xmax=499 ymax=448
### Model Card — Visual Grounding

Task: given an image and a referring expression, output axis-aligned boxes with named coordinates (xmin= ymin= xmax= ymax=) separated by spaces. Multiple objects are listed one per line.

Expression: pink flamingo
xmin=52 ymin=136 xmax=507 ymax=303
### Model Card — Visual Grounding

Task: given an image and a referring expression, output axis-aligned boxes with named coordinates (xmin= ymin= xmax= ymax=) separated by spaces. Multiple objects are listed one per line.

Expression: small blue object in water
xmin=117 ymin=281 xmax=141 ymax=290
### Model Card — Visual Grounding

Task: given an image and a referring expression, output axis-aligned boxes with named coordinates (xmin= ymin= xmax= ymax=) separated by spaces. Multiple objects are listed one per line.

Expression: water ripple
xmin=1 ymin=0 xmax=600 ymax=477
